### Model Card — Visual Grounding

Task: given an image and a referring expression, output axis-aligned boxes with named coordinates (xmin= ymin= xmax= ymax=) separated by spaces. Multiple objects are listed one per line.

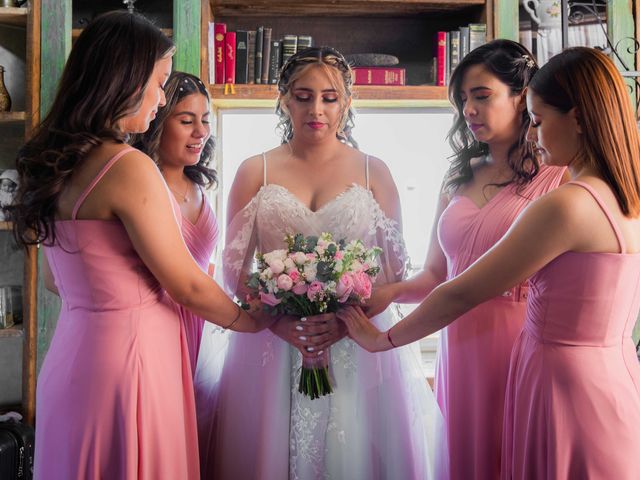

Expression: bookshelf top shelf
xmin=209 ymin=0 xmax=484 ymax=16
xmin=208 ymin=84 xmax=451 ymax=108
xmin=0 ymin=111 xmax=26 ymax=124
xmin=0 ymin=7 xmax=27 ymax=27
xmin=0 ymin=222 xmax=13 ymax=231
xmin=0 ymin=324 xmax=22 ymax=339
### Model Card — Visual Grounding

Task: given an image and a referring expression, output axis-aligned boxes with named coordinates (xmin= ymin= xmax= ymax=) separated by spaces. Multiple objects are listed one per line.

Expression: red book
xmin=225 ymin=32 xmax=236 ymax=84
xmin=353 ymin=67 xmax=406 ymax=86
xmin=436 ymin=31 xmax=447 ymax=86
xmin=214 ymin=23 xmax=226 ymax=84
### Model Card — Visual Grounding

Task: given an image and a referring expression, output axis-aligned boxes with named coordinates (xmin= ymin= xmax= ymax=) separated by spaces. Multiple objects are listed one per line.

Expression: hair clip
xmin=184 ymin=79 xmax=189 ymax=83
xmin=179 ymin=87 xmax=184 ymax=91
xmin=522 ymin=54 xmax=535 ymax=69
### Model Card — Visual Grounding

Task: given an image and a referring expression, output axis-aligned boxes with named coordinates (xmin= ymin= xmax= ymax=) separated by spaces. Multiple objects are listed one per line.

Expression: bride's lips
xmin=307 ymin=122 xmax=325 ymax=130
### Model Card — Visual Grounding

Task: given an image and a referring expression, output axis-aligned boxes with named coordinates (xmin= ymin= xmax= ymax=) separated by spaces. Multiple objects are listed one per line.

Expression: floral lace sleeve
xmin=368 ymin=198 xmax=409 ymax=285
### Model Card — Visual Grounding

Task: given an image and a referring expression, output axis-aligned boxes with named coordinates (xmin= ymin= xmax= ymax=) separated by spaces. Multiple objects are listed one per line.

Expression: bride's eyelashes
xmin=293 ymin=95 xmax=339 ymax=103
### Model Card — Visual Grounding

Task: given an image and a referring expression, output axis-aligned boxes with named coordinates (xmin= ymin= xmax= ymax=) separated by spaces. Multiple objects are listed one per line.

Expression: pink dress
xmin=176 ymin=190 xmax=219 ymax=374
xmin=502 ymin=181 xmax=640 ymax=479
xmin=436 ymin=165 xmax=565 ymax=479
xmin=35 ymin=148 xmax=200 ymax=480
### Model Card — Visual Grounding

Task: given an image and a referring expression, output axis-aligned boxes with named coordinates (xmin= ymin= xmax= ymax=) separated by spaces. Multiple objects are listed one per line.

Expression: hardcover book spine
xmin=296 ymin=35 xmax=313 ymax=53
xmin=254 ymin=26 xmax=264 ymax=84
xmin=469 ymin=23 xmax=487 ymax=52
xmin=268 ymin=40 xmax=281 ymax=84
xmin=207 ymin=22 xmax=215 ymax=84
xmin=449 ymin=30 xmax=460 ymax=76
xmin=261 ymin=27 xmax=272 ymax=85
xmin=352 ymin=67 xmax=406 ymax=86
xmin=436 ymin=31 xmax=447 ymax=87
xmin=235 ymin=30 xmax=249 ymax=84
xmin=214 ymin=23 xmax=227 ymax=85
xmin=247 ymin=31 xmax=257 ymax=85
xmin=459 ymin=26 xmax=470 ymax=61
xmin=281 ymin=34 xmax=298 ymax=66
xmin=224 ymin=31 xmax=236 ymax=84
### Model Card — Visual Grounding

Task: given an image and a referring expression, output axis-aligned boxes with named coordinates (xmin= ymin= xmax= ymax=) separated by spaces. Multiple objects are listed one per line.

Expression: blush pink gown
xmin=436 ymin=164 xmax=565 ymax=479
xmin=176 ymin=190 xmax=219 ymax=374
xmin=35 ymin=148 xmax=200 ymax=479
xmin=502 ymin=181 xmax=640 ymax=479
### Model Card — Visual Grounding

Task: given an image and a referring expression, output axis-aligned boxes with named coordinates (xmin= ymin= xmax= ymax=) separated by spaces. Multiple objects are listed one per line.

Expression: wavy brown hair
xmin=133 ymin=71 xmax=217 ymax=189
xmin=12 ymin=11 xmax=174 ymax=247
xmin=275 ymin=46 xmax=358 ymax=149
xmin=446 ymin=39 xmax=539 ymax=192
xmin=530 ymin=47 xmax=640 ymax=216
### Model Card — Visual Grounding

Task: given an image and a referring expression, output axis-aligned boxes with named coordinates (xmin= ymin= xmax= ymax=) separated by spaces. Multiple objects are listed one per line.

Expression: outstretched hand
xmin=270 ymin=312 xmax=347 ymax=358
xmin=361 ymin=285 xmax=394 ymax=318
xmin=336 ymin=306 xmax=390 ymax=352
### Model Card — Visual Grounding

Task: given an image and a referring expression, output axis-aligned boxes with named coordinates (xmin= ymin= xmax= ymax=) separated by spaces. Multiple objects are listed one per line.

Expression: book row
xmin=436 ymin=23 xmax=487 ymax=86
xmin=208 ymin=24 xmax=313 ymax=85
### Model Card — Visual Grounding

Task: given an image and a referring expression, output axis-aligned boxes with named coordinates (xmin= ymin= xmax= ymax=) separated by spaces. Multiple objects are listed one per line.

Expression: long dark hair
xmin=275 ymin=46 xmax=358 ymax=149
xmin=446 ymin=39 xmax=539 ymax=192
xmin=530 ymin=47 xmax=640 ymax=216
xmin=13 ymin=11 xmax=174 ymax=247
xmin=134 ymin=71 xmax=217 ymax=189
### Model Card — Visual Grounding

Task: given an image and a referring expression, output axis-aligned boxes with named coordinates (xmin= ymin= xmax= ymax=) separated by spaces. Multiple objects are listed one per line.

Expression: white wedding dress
xmin=195 ymin=154 xmax=447 ymax=479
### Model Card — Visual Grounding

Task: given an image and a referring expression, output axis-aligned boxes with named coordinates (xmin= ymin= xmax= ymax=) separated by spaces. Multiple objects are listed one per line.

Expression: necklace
xmin=168 ymin=182 xmax=190 ymax=203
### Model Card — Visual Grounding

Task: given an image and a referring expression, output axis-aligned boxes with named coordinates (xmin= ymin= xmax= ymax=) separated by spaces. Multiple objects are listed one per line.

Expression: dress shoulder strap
xmin=365 ymin=154 xmax=370 ymax=190
xmin=72 ymin=146 xmax=136 ymax=220
xmin=568 ymin=180 xmax=626 ymax=254
xmin=262 ymin=152 xmax=267 ymax=186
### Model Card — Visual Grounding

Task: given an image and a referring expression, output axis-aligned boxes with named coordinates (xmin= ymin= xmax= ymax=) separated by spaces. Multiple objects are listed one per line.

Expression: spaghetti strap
xmin=365 ymin=154 xmax=370 ymax=190
xmin=569 ymin=180 xmax=626 ymax=254
xmin=262 ymin=152 xmax=267 ymax=186
xmin=72 ymin=147 xmax=137 ymax=220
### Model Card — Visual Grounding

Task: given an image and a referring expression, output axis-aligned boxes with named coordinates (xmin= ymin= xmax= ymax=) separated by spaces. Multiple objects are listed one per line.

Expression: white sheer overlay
xmin=195 ymin=181 xmax=448 ymax=479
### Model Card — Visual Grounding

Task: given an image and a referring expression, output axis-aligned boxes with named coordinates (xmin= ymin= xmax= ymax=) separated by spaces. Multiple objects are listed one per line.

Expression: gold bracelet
xmin=225 ymin=303 xmax=242 ymax=330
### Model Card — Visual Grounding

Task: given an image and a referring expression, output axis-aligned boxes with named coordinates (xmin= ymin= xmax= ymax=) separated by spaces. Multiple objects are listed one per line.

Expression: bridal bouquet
xmin=246 ymin=232 xmax=382 ymax=399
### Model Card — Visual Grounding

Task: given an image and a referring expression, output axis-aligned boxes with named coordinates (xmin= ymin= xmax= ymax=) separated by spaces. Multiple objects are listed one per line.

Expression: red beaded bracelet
xmin=386 ymin=328 xmax=397 ymax=348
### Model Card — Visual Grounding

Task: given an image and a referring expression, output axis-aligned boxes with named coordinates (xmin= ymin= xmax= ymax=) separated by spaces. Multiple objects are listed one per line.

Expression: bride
xmin=195 ymin=46 xmax=447 ymax=479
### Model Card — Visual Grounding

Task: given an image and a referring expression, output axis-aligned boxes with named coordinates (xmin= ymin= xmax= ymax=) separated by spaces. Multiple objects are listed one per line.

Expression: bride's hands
xmin=337 ymin=306 xmax=391 ymax=352
xmin=270 ymin=312 xmax=347 ymax=358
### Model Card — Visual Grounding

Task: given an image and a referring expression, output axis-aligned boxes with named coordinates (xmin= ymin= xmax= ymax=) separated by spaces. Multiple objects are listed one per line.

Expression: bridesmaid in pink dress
xmin=136 ymin=71 xmax=220 ymax=373
xmin=12 ymin=13 xmax=271 ymax=480
xmin=364 ymin=39 xmax=565 ymax=479
xmin=339 ymin=47 xmax=640 ymax=479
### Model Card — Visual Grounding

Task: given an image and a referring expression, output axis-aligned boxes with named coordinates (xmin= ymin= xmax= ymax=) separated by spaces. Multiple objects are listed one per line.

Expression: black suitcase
xmin=0 ymin=422 xmax=34 ymax=480
xmin=0 ymin=429 xmax=18 ymax=479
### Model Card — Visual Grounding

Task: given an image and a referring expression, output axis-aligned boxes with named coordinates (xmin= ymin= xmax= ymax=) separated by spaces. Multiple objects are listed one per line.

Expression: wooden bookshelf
xmin=0 ymin=111 xmax=26 ymax=124
xmin=0 ymin=6 xmax=27 ymax=27
xmin=208 ymin=83 xmax=451 ymax=108
xmin=71 ymin=27 xmax=173 ymax=40
xmin=0 ymin=324 xmax=23 ymax=339
xmin=209 ymin=0 xmax=485 ymax=16
xmin=0 ymin=221 xmax=12 ymax=231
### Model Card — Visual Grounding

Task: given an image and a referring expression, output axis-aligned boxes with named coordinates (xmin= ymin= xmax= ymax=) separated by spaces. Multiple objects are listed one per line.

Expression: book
xmin=207 ymin=22 xmax=215 ymax=84
xmin=459 ymin=26 xmax=470 ymax=61
xmin=449 ymin=30 xmax=461 ymax=75
xmin=445 ymin=32 xmax=451 ymax=85
xmin=353 ymin=67 xmax=406 ymax=86
xmin=224 ymin=31 xmax=236 ymax=84
xmin=247 ymin=30 xmax=257 ymax=85
xmin=469 ymin=23 xmax=487 ymax=52
xmin=296 ymin=35 xmax=313 ymax=53
xmin=235 ymin=30 xmax=249 ymax=84
xmin=282 ymin=34 xmax=298 ymax=66
xmin=268 ymin=40 xmax=281 ymax=84
xmin=261 ymin=27 xmax=272 ymax=85
xmin=254 ymin=26 xmax=264 ymax=84
xmin=214 ymin=23 xmax=227 ymax=84
xmin=435 ymin=31 xmax=448 ymax=87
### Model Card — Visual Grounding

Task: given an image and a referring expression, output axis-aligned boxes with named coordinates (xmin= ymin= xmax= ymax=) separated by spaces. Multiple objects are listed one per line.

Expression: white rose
xmin=293 ymin=252 xmax=307 ymax=265
xmin=303 ymin=263 xmax=317 ymax=282
xmin=284 ymin=257 xmax=296 ymax=273
xmin=269 ymin=259 xmax=285 ymax=275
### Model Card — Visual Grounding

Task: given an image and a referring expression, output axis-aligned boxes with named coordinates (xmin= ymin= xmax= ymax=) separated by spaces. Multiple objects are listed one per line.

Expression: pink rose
xmin=288 ymin=270 xmax=300 ymax=283
xmin=351 ymin=271 xmax=372 ymax=300
xmin=259 ymin=291 xmax=281 ymax=306
xmin=334 ymin=250 xmax=344 ymax=260
xmin=336 ymin=273 xmax=354 ymax=303
xmin=276 ymin=274 xmax=293 ymax=291
xmin=306 ymin=281 xmax=324 ymax=301
xmin=292 ymin=282 xmax=308 ymax=295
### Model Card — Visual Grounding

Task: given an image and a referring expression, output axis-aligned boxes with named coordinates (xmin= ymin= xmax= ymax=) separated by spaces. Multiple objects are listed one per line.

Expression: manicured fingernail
xmin=307 ymin=346 xmax=315 ymax=352
xmin=300 ymin=317 xmax=307 ymax=322
xmin=299 ymin=336 xmax=307 ymax=341
xmin=317 ymin=350 xmax=324 ymax=356
xmin=295 ymin=325 xmax=304 ymax=331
